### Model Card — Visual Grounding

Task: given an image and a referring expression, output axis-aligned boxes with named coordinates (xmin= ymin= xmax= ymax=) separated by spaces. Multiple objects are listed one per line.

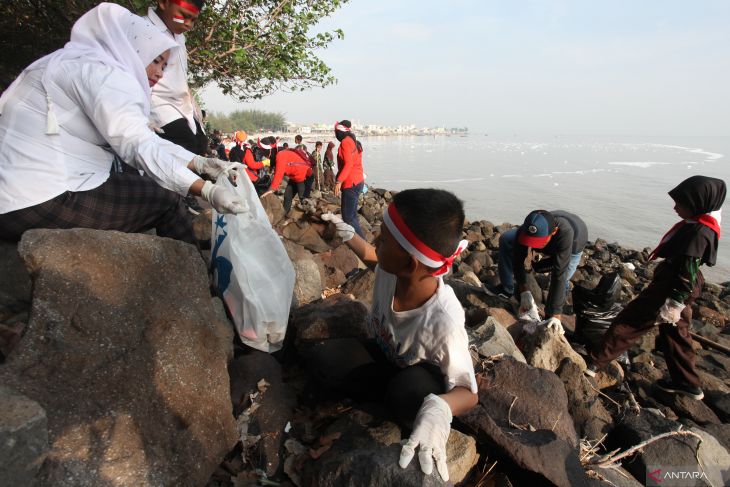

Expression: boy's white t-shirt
xmin=370 ymin=265 xmax=478 ymax=394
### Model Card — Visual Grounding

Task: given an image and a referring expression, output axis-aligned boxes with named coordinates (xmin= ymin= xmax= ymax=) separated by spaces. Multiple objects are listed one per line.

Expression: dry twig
xmin=588 ymin=428 xmax=703 ymax=468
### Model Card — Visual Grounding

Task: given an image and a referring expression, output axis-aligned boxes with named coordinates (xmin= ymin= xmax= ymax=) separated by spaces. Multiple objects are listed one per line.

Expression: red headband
xmin=383 ymin=203 xmax=467 ymax=276
xmin=170 ymin=0 xmax=200 ymax=14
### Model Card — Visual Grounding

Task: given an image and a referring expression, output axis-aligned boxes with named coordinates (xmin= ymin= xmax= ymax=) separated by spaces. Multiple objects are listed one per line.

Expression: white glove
xmin=658 ymin=298 xmax=685 ymax=325
xmin=399 ymin=394 xmax=452 ymax=481
xmin=201 ymin=181 xmax=248 ymax=214
xmin=541 ymin=317 xmax=565 ymax=335
xmin=519 ymin=291 xmax=540 ymax=322
xmin=321 ymin=212 xmax=355 ymax=242
xmin=192 ymin=156 xmax=230 ymax=181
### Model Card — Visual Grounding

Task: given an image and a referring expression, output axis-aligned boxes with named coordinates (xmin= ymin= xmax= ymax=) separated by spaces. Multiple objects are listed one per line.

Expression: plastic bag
xmin=210 ymin=175 xmax=295 ymax=352
xmin=572 ymin=272 xmax=622 ymax=349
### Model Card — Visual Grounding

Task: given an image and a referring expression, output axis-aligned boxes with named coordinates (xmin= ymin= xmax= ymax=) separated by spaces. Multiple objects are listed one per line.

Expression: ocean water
xmin=355 ymin=135 xmax=730 ymax=283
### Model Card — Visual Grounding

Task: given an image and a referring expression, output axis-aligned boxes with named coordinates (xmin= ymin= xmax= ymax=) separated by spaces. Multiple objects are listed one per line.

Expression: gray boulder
xmin=0 ymin=386 xmax=48 ymax=487
xmin=520 ymin=325 xmax=587 ymax=372
xmin=1 ymin=229 xmax=238 ymax=486
xmin=283 ymin=240 xmax=323 ymax=305
xmin=470 ymin=316 xmax=526 ymax=363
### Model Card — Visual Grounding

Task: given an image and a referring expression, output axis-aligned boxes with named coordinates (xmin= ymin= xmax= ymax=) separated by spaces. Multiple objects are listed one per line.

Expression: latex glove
xmin=192 ymin=156 xmax=230 ymax=181
xmin=657 ymin=298 xmax=685 ymax=325
xmin=519 ymin=291 xmax=540 ymax=322
xmin=541 ymin=317 xmax=565 ymax=335
xmin=321 ymin=212 xmax=355 ymax=242
xmin=201 ymin=181 xmax=248 ymax=214
xmin=399 ymin=394 xmax=452 ymax=481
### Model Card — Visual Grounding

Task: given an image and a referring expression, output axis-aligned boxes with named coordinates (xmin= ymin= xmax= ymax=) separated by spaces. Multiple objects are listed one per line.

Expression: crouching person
xmin=311 ymin=189 xmax=477 ymax=481
xmin=0 ymin=3 xmax=245 ymax=244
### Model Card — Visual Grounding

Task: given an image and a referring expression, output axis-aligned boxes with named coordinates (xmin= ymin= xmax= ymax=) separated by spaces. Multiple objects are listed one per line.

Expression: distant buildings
xmin=284 ymin=122 xmax=468 ymax=136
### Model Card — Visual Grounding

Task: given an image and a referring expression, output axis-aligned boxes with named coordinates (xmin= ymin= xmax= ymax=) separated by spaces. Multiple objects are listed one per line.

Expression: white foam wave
xmin=608 ymin=161 xmax=670 ymax=168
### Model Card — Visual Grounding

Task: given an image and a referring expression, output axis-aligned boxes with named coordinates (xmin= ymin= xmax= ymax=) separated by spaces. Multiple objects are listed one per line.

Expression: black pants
xmin=0 ymin=172 xmax=196 ymax=244
xmin=283 ymin=180 xmax=305 ymax=214
xmin=158 ymin=118 xmax=208 ymax=156
xmin=302 ymin=338 xmax=445 ymax=428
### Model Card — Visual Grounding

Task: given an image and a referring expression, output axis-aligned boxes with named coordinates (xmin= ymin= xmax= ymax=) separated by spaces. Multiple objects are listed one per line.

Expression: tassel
xmin=45 ymin=94 xmax=60 ymax=135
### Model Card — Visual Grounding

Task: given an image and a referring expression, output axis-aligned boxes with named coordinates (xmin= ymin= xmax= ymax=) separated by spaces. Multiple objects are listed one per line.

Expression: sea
xmin=353 ymin=135 xmax=730 ymax=283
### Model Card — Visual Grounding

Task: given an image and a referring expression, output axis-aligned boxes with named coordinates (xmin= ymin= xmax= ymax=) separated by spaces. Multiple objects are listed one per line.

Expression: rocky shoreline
xmin=1 ymin=186 xmax=729 ymax=486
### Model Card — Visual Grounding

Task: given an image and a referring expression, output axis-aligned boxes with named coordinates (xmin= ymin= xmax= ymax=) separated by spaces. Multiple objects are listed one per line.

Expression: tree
xmin=0 ymin=0 xmax=348 ymax=100
xmin=207 ymin=110 xmax=286 ymax=133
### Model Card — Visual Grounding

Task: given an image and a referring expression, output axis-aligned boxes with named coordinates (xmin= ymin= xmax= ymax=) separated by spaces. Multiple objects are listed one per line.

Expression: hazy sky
xmin=200 ymin=0 xmax=730 ymax=136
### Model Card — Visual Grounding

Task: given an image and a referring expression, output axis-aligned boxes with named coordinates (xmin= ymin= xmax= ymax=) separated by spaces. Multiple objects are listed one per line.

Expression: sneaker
xmin=656 ymin=378 xmax=704 ymax=400
xmin=185 ymin=194 xmax=204 ymax=215
xmin=483 ymin=283 xmax=512 ymax=300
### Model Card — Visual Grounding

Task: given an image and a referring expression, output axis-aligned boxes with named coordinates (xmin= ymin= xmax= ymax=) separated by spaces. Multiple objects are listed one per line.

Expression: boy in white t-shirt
xmin=319 ymin=188 xmax=478 ymax=482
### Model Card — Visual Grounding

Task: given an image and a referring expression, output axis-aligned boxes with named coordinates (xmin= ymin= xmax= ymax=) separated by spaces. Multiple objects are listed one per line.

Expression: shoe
xmin=483 ymin=283 xmax=512 ymax=300
xmin=584 ymin=361 xmax=599 ymax=378
xmin=656 ymin=378 xmax=704 ymax=400
xmin=185 ymin=194 xmax=204 ymax=215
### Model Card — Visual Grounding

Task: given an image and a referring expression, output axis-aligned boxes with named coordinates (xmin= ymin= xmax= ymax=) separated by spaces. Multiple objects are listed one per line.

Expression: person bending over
xmin=487 ymin=209 xmax=587 ymax=334
xmin=0 ymin=4 xmax=245 ymax=244
xmin=586 ymin=175 xmax=725 ymax=401
xmin=315 ymin=188 xmax=478 ymax=481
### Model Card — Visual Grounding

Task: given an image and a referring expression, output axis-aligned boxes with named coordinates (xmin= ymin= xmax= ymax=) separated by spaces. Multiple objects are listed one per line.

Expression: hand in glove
xmin=321 ymin=212 xmax=355 ymax=242
xmin=540 ymin=316 xmax=565 ymax=335
xmin=192 ymin=156 xmax=230 ymax=181
xmin=519 ymin=291 xmax=540 ymax=322
xmin=657 ymin=298 xmax=685 ymax=325
xmin=201 ymin=181 xmax=248 ymax=214
xmin=399 ymin=394 xmax=452 ymax=481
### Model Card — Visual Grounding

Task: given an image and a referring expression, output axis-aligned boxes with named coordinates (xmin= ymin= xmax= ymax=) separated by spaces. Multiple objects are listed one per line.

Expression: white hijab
xmin=0 ymin=3 xmax=177 ymax=130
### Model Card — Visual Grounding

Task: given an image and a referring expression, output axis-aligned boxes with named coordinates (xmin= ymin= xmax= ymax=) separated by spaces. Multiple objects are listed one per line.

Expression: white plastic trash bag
xmin=210 ymin=175 xmax=295 ymax=352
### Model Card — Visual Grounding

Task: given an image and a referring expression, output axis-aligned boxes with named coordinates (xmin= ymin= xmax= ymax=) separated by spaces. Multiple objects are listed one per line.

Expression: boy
xmin=319 ymin=189 xmax=477 ymax=481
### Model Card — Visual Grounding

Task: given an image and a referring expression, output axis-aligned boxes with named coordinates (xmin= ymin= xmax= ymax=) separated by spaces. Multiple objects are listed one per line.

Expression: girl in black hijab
xmin=587 ymin=175 xmax=725 ymax=400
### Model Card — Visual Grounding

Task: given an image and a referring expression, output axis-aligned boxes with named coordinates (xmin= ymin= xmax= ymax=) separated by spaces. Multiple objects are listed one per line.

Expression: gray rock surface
xmin=0 ymin=386 xmax=48 ymax=487
xmin=470 ymin=316 xmax=526 ymax=363
xmin=1 ymin=229 xmax=238 ymax=487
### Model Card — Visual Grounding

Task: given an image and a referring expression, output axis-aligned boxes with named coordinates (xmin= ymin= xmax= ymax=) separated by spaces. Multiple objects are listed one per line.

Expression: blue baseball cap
xmin=517 ymin=210 xmax=557 ymax=248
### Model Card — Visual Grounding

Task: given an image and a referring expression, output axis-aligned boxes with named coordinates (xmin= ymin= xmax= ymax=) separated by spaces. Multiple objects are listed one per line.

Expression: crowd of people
xmin=0 ymin=1 xmax=725 ymax=483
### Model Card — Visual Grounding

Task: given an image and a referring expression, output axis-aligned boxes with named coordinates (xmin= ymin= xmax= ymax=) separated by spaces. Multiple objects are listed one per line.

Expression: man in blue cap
xmin=486 ymin=210 xmax=588 ymax=333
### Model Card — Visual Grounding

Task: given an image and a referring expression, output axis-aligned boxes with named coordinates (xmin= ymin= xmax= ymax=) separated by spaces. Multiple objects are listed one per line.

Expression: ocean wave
xmin=608 ymin=161 xmax=671 ymax=168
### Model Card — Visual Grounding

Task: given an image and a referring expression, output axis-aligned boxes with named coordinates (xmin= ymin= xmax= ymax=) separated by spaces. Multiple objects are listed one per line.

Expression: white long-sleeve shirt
xmin=146 ymin=8 xmax=197 ymax=134
xmin=0 ymin=60 xmax=199 ymax=214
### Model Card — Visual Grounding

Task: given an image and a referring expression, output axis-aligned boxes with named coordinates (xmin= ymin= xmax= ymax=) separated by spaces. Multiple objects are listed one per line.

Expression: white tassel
xmin=45 ymin=94 xmax=60 ymax=135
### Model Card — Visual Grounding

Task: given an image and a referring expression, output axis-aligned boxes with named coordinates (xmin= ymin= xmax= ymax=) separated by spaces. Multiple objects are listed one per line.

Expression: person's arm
xmin=668 ymin=255 xmax=701 ymax=304
xmin=440 ymin=386 xmax=478 ymax=416
xmin=267 ymin=158 xmax=286 ymax=192
xmin=344 ymin=233 xmax=378 ymax=270
xmin=75 ymin=65 xmax=198 ymax=196
xmin=545 ymin=244 xmax=571 ymax=318
xmin=513 ymin=243 xmax=529 ymax=292
xmin=244 ymin=150 xmax=264 ymax=170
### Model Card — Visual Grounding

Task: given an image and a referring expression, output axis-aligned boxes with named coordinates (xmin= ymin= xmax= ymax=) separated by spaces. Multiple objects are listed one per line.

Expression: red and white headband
xmin=334 ymin=121 xmax=351 ymax=132
xmin=171 ymin=0 xmax=200 ymax=14
xmin=383 ymin=203 xmax=468 ymax=276
xmin=257 ymin=138 xmax=281 ymax=150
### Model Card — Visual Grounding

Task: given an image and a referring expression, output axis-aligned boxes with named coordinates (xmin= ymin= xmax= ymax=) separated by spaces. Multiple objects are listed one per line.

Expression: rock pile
xmin=1 ymin=186 xmax=728 ymax=486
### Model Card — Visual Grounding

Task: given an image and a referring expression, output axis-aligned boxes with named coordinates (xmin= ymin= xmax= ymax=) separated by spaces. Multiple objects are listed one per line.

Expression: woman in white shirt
xmin=0 ymin=3 xmax=245 ymax=244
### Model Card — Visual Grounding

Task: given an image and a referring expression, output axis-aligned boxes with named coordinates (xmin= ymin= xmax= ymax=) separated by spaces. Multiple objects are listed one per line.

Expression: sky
xmin=200 ymin=0 xmax=730 ymax=136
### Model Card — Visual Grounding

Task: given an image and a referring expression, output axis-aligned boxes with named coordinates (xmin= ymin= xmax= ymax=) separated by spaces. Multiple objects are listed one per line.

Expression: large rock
xmin=288 ymin=409 xmax=478 ymax=486
xmin=462 ymin=357 xmax=578 ymax=448
xmin=290 ymin=294 xmax=371 ymax=345
xmin=0 ymin=386 xmax=48 ymax=487
xmin=556 ymin=359 xmax=613 ymax=442
xmin=315 ymin=244 xmax=362 ymax=289
xmin=229 ymin=351 xmax=296 ymax=477
xmin=281 ymin=221 xmax=332 ymax=253
xmin=340 ymin=268 xmax=376 ymax=306
xmin=0 ymin=229 xmax=238 ymax=486
xmin=261 ymin=193 xmax=286 ymax=226
xmin=283 ymin=240 xmax=323 ymax=306
xmin=470 ymin=316 xmax=526 ymax=363
xmin=519 ymin=325 xmax=587 ymax=372
xmin=606 ymin=410 xmax=729 ymax=486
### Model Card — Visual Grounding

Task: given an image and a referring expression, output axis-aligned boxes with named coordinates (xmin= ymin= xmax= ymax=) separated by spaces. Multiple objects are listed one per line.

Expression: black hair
xmin=392 ymin=189 xmax=465 ymax=257
xmin=190 ymin=0 xmax=205 ymax=9
xmin=315 ymin=141 xmax=323 ymax=148
xmin=294 ymin=135 xmax=303 ymax=143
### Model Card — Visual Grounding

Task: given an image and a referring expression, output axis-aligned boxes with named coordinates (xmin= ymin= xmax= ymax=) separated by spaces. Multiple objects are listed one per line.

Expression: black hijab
xmin=335 ymin=120 xmax=363 ymax=152
xmin=655 ymin=175 xmax=726 ymax=266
